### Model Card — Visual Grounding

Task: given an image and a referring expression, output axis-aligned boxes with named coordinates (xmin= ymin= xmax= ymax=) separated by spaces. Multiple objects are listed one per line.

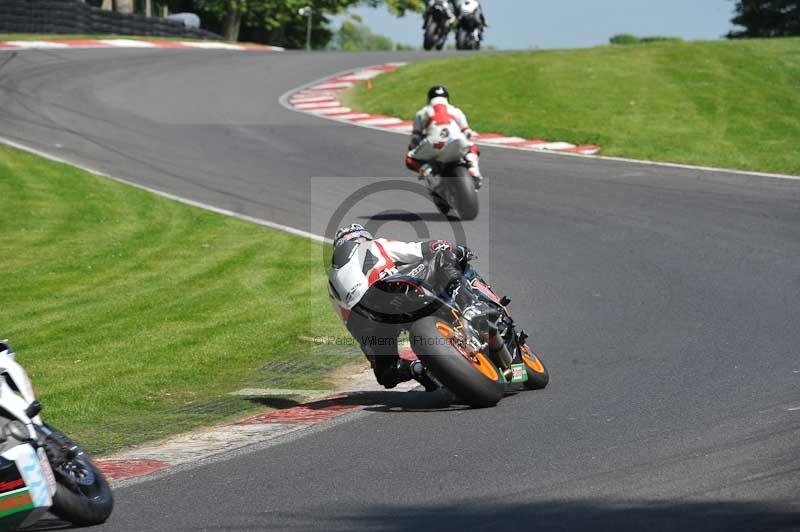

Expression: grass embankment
xmin=343 ymin=38 xmax=800 ymax=175
xmin=0 ymin=146 xmax=351 ymax=455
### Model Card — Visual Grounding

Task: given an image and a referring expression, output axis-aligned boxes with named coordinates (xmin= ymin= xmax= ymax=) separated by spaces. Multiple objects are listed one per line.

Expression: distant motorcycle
xmin=456 ymin=0 xmax=484 ymax=50
xmin=423 ymin=0 xmax=454 ymax=50
xmin=0 ymin=341 xmax=113 ymax=530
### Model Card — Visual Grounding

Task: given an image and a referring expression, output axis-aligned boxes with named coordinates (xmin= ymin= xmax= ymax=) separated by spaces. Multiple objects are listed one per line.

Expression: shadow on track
xmin=210 ymin=499 xmax=800 ymax=532
xmin=359 ymin=212 xmax=455 ymax=223
xmin=20 ymin=516 xmax=74 ymax=531
xmin=279 ymin=389 xmax=469 ymax=414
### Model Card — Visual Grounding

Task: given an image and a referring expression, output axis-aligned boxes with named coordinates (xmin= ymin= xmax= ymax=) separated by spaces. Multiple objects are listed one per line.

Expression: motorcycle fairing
xmin=0 ymin=445 xmax=52 ymax=528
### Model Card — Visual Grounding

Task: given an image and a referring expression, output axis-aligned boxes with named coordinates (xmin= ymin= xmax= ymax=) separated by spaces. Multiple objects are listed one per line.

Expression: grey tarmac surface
xmin=2 ymin=49 xmax=799 ymax=532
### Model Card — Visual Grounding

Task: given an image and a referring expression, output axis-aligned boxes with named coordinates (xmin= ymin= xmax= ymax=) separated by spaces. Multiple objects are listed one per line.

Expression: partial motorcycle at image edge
xmin=0 ymin=341 xmax=113 ymax=531
xmin=331 ymin=256 xmax=549 ymax=408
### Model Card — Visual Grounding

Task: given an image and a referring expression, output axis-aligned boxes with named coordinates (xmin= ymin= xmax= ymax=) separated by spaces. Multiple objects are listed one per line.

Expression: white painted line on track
xmin=102 ymin=39 xmax=158 ymax=48
xmin=330 ymin=112 xmax=371 ymax=120
xmin=5 ymin=40 xmax=70 ymax=49
xmin=478 ymin=136 xmax=528 ymax=145
xmin=0 ymin=136 xmax=331 ymax=244
xmin=295 ymin=101 xmax=343 ymax=110
xmin=355 ymin=117 xmax=403 ymax=126
xmin=180 ymin=42 xmax=245 ymax=50
xmin=314 ymin=107 xmax=353 ymax=115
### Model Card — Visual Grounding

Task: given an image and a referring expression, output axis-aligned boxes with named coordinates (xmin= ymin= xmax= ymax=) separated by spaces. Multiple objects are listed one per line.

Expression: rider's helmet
xmin=428 ymin=85 xmax=449 ymax=102
xmin=333 ymin=224 xmax=373 ymax=248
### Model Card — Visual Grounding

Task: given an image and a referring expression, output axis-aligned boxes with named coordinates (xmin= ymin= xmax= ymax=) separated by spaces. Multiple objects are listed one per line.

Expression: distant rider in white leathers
xmin=405 ymin=85 xmax=483 ymax=189
xmin=423 ymin=0 xmax=458 ymax=30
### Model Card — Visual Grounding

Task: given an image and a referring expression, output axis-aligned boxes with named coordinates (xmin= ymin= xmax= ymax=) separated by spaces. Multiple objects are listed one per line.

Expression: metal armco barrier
xmin=0 ymin=0 xmax=221 ymax=40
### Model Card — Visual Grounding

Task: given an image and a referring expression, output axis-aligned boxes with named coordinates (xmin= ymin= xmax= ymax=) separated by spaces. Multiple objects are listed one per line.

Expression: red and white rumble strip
xmin=287 ymin=63 xmax=601 ymax=156
xmin=0 ymin=39 xmax=283 ymax=52
xmin=95 ymin=363 xmax=417 ymax=484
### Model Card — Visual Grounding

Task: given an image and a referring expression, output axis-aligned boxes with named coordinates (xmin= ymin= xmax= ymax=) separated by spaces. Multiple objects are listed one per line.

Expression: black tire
xmin=444 ymin=165 xmax=479 ymax=220
xmin=424 ymin=23 xmax=438 ymax=51
xmin=456 ymin=28 xmax=467 ymax=50
xmin=44 ymin=427 xmax=114 ymax=527
xmin=520 ymin=344 xmax=549 ymax=390
xmin=411 ymin=316 xmax=504 ymax=407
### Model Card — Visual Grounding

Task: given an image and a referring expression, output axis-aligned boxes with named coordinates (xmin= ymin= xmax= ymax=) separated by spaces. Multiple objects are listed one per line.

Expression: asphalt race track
xmin=2 ymin=49 xmax=799 ymax=531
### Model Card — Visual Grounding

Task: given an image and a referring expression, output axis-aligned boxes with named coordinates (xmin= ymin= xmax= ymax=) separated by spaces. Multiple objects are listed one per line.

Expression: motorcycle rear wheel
xmin=43 ymin=426 xmax=114 ymax=526
xmin=445 ymin=165 xmax=479 ymax=220
xmin=411 ymin=316 xmax=505 ymax=408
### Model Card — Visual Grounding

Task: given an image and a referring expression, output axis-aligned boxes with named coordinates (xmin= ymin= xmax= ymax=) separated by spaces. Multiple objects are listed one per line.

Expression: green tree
xmin=334 ymin=20 xmax=393 ymax=50
xmin=195 ymin=0 xmax=424 ymax=44
xmin=728 ymin=0 xmax=800 ymax=38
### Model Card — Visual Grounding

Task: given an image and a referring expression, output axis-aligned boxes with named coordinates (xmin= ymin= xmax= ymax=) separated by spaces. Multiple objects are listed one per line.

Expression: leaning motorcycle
xmin=0 ymin=341 xmax=113 ymax=530
xmin=456 ymin=0 xmax=484 ymax=50
xmin=423 ymin=0 xmax=452 ymax=50
xmin=353 ymin=261 xmax=549 ymax=408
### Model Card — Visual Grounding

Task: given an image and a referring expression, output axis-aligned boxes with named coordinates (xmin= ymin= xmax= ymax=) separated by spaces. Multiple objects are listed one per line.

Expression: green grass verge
xmin=343 ymin=38 xmax=800 ymax=176
xmin=0 ymin=145 xmax=352 ymax=455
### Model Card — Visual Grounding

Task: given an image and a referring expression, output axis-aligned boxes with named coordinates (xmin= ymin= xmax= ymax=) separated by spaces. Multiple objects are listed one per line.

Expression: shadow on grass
xmin=210 ymin=499 xmax=800 ymax=532
xmin=244 ymin=396 xmax=303 ymax=410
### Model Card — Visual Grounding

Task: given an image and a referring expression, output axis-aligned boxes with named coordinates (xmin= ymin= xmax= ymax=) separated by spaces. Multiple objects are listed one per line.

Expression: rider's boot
xmin=466 ymin=152 xmax=483 ymax=190
xmin=379 ymin=359 xmax=414 ymax=389
xmin=418 ymin=163 xmax=440 ymax=192
xmin=409 ymin=360 xmax=439 ymax=392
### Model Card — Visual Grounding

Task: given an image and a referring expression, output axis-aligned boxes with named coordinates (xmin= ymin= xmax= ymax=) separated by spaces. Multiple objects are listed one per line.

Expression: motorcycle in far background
xmin=423 ymin=0 xmax=455 ymax=50
xmin=456 ymin=0 xmax=485 ymax=50
xmin=0 ymin=341 xmax=113 ymax=530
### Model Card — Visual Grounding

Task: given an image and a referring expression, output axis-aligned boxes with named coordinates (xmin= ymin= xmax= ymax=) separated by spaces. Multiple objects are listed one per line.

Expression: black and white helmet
xmin=428 ymin=85 xmax=449 ymax=102
xmin=333 ymin=224 xmax=373 ymax=248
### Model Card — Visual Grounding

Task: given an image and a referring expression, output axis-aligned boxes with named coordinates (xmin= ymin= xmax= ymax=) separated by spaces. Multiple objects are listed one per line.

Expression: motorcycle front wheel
xmin=424 ymin=23 xmax=438 ymax=50
xmin=520 ymin=343 xmax=550 ymax=390
xmin=456 ymin=28 xmax=467 ymax=49
xmin=411 ymin=316 xmax=505 ymax=408
xmin=41 ymin=426 xmax=114 ymax=526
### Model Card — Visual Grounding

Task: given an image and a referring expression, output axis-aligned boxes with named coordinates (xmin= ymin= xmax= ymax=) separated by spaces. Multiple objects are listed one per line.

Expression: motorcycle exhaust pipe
xmin=484 ymin=323 xmax=513 ymax=379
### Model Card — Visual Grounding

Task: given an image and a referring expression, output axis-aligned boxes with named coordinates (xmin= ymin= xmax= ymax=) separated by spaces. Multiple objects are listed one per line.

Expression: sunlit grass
xmin=0 ymin=145 xmax=350 ymax=454
xmin=344 ymin=38 xmax=800 ymax=175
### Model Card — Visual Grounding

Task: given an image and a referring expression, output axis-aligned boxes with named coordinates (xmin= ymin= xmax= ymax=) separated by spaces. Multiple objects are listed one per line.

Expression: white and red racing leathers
xmin=405 ymin=97 xmax=481 ymax=178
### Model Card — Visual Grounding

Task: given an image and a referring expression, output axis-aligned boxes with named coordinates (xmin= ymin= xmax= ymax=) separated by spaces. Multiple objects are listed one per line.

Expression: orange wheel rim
xmin=435 ymin=322 xmax=499 ymax=381
xmin=521 ymin=346 xmax=545 ymax=374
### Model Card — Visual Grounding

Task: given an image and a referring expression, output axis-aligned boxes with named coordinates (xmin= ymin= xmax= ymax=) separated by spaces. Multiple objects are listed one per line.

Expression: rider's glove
xmin=455 ymin=245 xmax=477 ymax=267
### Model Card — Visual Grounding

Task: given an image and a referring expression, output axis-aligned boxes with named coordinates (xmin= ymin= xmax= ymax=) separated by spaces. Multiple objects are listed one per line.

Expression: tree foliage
xmin=191 ymin=0 xmax=425 ymax=45
xmin=728 ymin=0 xmax=800 ymax=38
xmin=333 ymin=20 xmax=394 ymax=50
